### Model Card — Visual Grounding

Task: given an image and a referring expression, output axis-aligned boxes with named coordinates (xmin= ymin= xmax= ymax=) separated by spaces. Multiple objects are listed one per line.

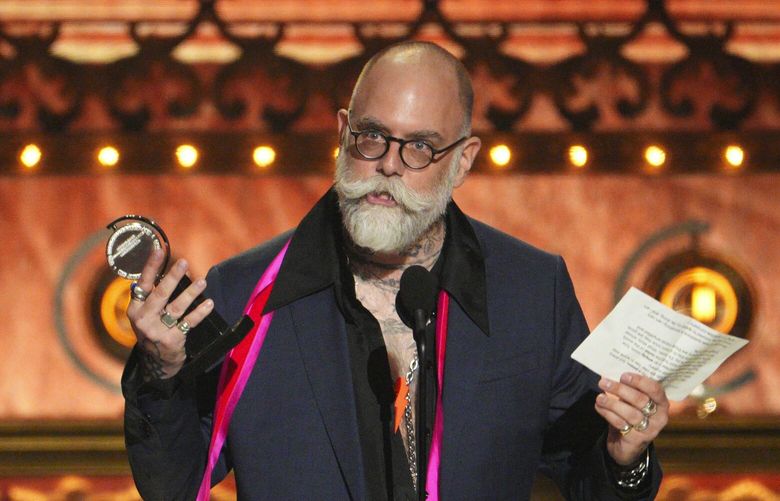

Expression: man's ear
xmin=453 ymin=136 xmax=481 ymax=188
xmin=337 ymin=109 xmax=349 ymax=139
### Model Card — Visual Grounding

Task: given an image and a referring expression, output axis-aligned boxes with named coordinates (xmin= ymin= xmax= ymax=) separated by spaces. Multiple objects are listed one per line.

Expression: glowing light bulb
xmin=489 ymin=145 xmax=511 ymax=168
xmin=253 ymin=146 xmax=276 ymax=169
xmin=644 ymin=145 xmax=666 ymax=169
xmin=724 ymin=145 xmax=744 ymax=169
xmin=98 ymin=146 xmax=120 ymax=167
xmin=176 ymin=144 xmax=199 ymax=169
xmin=568 ymin=145 xmax=588 ymax=168
xmin=20 ymin=144 xmax=42 ymax=169
xmin=691 ymin=284 xmax=717 ymax=324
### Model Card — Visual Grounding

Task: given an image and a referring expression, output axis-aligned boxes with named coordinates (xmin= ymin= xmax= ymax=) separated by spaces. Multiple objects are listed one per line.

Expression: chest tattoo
xmin=354 ymin=276 xmax=417 ymax=383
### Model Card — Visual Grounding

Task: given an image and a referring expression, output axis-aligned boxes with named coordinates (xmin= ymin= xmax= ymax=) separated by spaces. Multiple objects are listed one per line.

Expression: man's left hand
xmin=595 ymin=373 xmax=669 ymax=465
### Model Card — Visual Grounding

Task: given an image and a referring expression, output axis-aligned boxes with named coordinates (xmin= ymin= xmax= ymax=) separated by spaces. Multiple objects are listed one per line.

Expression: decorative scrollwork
xmin=468 ymin=38 xmax=535 ymax=132
xmin=549 ymin=21 xmax=651 ymax=130
xmin=0 ymin=54 xmax=22 ymax=121
xmin=211 ymin=23 xmax=310 ymax=131
xmin=103 ymin=5 xmax=208 ymax=131
xmin=0 ymin=24 xmax=85 ymax=131
xmin=0 ymin=0 xmax=776 ymax=133
xmin=653 ymin=1 xmax=758 ymax=129
xmin=105 ymin=53 xmax=203 ymax=131
xmin=659 ymin=49 xmax=758 ymax=130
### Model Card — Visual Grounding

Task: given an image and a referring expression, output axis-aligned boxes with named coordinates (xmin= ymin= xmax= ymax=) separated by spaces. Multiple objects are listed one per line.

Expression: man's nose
xmin=375 ymin=141 xmax=405 ymax=177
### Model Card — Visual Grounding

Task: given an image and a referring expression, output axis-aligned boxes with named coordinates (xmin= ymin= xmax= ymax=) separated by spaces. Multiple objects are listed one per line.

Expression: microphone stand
xmin=413 ymin=308 xmax=428 ymax=500
xmin=396 ymin=264 xmax=437 ymax=500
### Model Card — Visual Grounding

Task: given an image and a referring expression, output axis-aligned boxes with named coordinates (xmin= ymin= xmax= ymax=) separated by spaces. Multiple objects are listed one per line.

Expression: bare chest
xmin=353 ymin=276 xmax=418 ymax=382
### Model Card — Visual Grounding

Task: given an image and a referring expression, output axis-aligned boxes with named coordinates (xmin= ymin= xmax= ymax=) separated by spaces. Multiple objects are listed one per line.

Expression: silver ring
xmin=633 ymin=416 xmax=650 ymax=432
xmin=641 ymin=399 xmax=658 ymax=417
xmin=177 ymin=320 xmax=191 ymax=335
xmin=160 ymin=310 xmax=179 ymax=328
xmin=130 ymin=283 xmax=149 ymax=302
xmin=619 ymin=424 xmax=632 ymax=436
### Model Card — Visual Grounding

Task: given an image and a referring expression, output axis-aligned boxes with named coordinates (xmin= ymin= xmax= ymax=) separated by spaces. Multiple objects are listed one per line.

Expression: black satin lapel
xmin=287 ymin=288 xmax=365 ymax=500
xmin=264 ymin=189 xmax=341 ymax=314
xmin=440 ymin=299 xmax=486 ymax=469
xmin=441 ymin=202 xmax=490 ymax=336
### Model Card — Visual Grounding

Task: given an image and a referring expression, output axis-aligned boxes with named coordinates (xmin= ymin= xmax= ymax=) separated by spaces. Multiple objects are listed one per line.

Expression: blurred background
xmin=1 ymin=0 xmax=779 ymax=499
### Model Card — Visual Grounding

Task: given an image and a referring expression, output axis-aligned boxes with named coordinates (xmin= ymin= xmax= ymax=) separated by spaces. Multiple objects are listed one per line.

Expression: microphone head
xmin=396 ymin=265 xmax=438 ymax=329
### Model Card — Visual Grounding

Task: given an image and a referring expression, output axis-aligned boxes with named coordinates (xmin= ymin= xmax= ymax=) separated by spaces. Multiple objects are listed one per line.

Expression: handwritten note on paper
xmin=571 ymin=287 xmax=749 ymax=401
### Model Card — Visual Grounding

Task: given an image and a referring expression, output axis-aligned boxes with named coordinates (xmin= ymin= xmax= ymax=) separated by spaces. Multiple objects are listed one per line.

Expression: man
xmin=123 ymin=41 xmax=668 ymax=500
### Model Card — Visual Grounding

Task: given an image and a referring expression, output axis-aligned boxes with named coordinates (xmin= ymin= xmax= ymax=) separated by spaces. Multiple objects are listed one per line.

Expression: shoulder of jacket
xmin=212 ymin=230 xmax=294 ymax=278
xmin=467 ymin=217 xmax=560 ymax=268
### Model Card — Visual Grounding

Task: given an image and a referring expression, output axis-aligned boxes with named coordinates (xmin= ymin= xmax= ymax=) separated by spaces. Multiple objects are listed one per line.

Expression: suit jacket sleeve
xmin=122 ymin=265 xmax=231 ymax=500
xmin=539 ymin=257 xmax=662 ymax=500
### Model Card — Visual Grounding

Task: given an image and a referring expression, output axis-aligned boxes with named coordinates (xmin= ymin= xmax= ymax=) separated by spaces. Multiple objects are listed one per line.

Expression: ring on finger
xmin=633 ymin=416 xmax=650 ymax=432
xmin=641 ymin=399 xmax=658 ymax=417
xmin=130 ymin=283 xmax=149 ymax=302
xmin=619 ymin=424 xmax=632 ymax=436
xmin=160 ymin=310 xmax=179 ymax=328
xmin=177 ymin=320 xmax=191 ymax=335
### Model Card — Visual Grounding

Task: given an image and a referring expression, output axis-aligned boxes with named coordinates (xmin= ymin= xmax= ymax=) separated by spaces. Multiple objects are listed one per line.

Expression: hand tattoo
xmin=140 ymin=339 xmax=167 ymax=382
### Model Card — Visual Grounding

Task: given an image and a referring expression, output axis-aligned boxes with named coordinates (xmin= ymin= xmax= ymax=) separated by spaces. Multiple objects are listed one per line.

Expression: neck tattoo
xmin=346 ymin=218 xmax=445 ymax=283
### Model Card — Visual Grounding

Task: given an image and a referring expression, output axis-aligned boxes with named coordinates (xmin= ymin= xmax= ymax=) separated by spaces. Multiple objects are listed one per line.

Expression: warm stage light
xmin=691 ymin=284 xmax=717 ymax=323
xmin=724 ymin=145 xmax=745 ymax=169
xmin=176 ymin=144 xmax=199 ymax=169
xmin=98 ymin=146 xmax=120 ymax=167
xmin=253 ymin=146 xmax=276 ymax=168
xmin=489 ymin=144 xmax=511 ymax=168
xmin=644 ymin=145 xmax=666 ymax=169
xmin=20 ymin=144 xmax=42 ymax=169
xmin=660 ymin=266 xmax=738 ymax=333
xmin=568 ymin=145 xmax=588 ymax=168
xmin=333 ymin=147 xmax=340 ymax=159
xmin=697 ymin=397 xmax=718 ymax=419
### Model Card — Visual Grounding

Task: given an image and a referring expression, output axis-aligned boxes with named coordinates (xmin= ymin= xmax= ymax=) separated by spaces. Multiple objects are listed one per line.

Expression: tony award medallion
xmin=105 ymin=215 xmax=254 ymax=383
xmin=106 ymin=216 xmax=170 ymax=280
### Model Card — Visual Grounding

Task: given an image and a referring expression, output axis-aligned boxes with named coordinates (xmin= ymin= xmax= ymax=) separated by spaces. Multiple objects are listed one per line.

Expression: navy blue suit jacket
xmin=123 ymin=193 xmax=662 ymax=500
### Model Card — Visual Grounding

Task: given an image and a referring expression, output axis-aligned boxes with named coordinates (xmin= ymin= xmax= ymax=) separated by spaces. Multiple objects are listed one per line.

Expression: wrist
xmin=608 ymin=447 xmax=650 ymax=490
xmin=140 ymin=350 xmax=184 ymax=382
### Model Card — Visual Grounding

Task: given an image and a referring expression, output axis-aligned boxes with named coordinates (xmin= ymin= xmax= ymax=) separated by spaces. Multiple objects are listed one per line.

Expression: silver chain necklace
xmin=403 ymin=354 xmax=419 ymax=491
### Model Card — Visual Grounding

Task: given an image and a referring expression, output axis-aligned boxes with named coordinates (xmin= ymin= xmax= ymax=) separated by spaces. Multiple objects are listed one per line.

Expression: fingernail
xmin=621 ymin=373 xmax=633 ymax=384
xmin=196 ymin=278 xmax=206 ymax=287
xmin=600 ymin=377 xmax=613 ymax=390
xmin=204 ymin=299 xmax=213 ymax=308
xmin=178 ymin=259 xmax=188 ymax=270
xmin=597 ymin=394 xmax=607 ymax=404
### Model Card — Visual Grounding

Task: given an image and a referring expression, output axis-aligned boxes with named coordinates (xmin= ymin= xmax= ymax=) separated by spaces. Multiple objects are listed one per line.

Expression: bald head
xmin=349 ymin=41 xmax=474 ymax=135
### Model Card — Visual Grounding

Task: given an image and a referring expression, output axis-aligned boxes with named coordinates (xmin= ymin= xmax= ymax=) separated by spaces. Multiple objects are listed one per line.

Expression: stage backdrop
xmin=0 ymin=173 xmax=778 ymax=419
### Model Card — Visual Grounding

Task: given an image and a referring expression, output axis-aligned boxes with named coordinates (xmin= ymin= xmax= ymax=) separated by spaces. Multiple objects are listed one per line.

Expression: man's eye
xmin=364 ymin=131 xmax=383 ymax=141
xmin=410 ymin=141 xmax=430 ymax=151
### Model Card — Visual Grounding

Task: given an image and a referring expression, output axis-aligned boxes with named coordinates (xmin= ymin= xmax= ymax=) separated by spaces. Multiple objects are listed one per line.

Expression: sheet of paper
xmin=571 ymin=287 xmax=749 ymax=401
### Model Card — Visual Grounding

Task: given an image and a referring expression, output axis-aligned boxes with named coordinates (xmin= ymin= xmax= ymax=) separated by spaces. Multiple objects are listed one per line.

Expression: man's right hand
xmin=126 ymin=248 xmax=215 ymax=382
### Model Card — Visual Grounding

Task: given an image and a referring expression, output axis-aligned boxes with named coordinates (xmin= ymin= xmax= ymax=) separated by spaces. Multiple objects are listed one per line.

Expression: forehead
xmin=350 ymin=59 xmax=462 ymax=138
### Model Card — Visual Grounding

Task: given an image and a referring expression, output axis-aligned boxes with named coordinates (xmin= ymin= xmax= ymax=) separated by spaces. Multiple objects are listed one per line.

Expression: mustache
xmin=334 ymin=167 xmax=431 ymax=213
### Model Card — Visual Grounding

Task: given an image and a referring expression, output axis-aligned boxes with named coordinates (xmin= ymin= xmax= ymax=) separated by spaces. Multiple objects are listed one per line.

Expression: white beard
xmin=334 ymin=150 xmax=460 ymax=254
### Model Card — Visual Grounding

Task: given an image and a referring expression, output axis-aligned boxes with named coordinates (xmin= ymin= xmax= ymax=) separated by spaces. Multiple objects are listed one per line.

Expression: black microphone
xmin=396 ymin=265 xmax=438 ymax=337
xmin=396 ymin=265 xmax=437 ymax=500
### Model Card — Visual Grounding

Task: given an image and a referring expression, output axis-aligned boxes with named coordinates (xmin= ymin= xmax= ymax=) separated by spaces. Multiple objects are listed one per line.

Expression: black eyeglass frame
xmin=346 ymin=114 xmax=468 ymax=170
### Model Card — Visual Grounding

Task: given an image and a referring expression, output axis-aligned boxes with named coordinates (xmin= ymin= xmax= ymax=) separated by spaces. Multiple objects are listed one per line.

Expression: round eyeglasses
xmin=347 ymin=116 xmax=467 ymax=170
